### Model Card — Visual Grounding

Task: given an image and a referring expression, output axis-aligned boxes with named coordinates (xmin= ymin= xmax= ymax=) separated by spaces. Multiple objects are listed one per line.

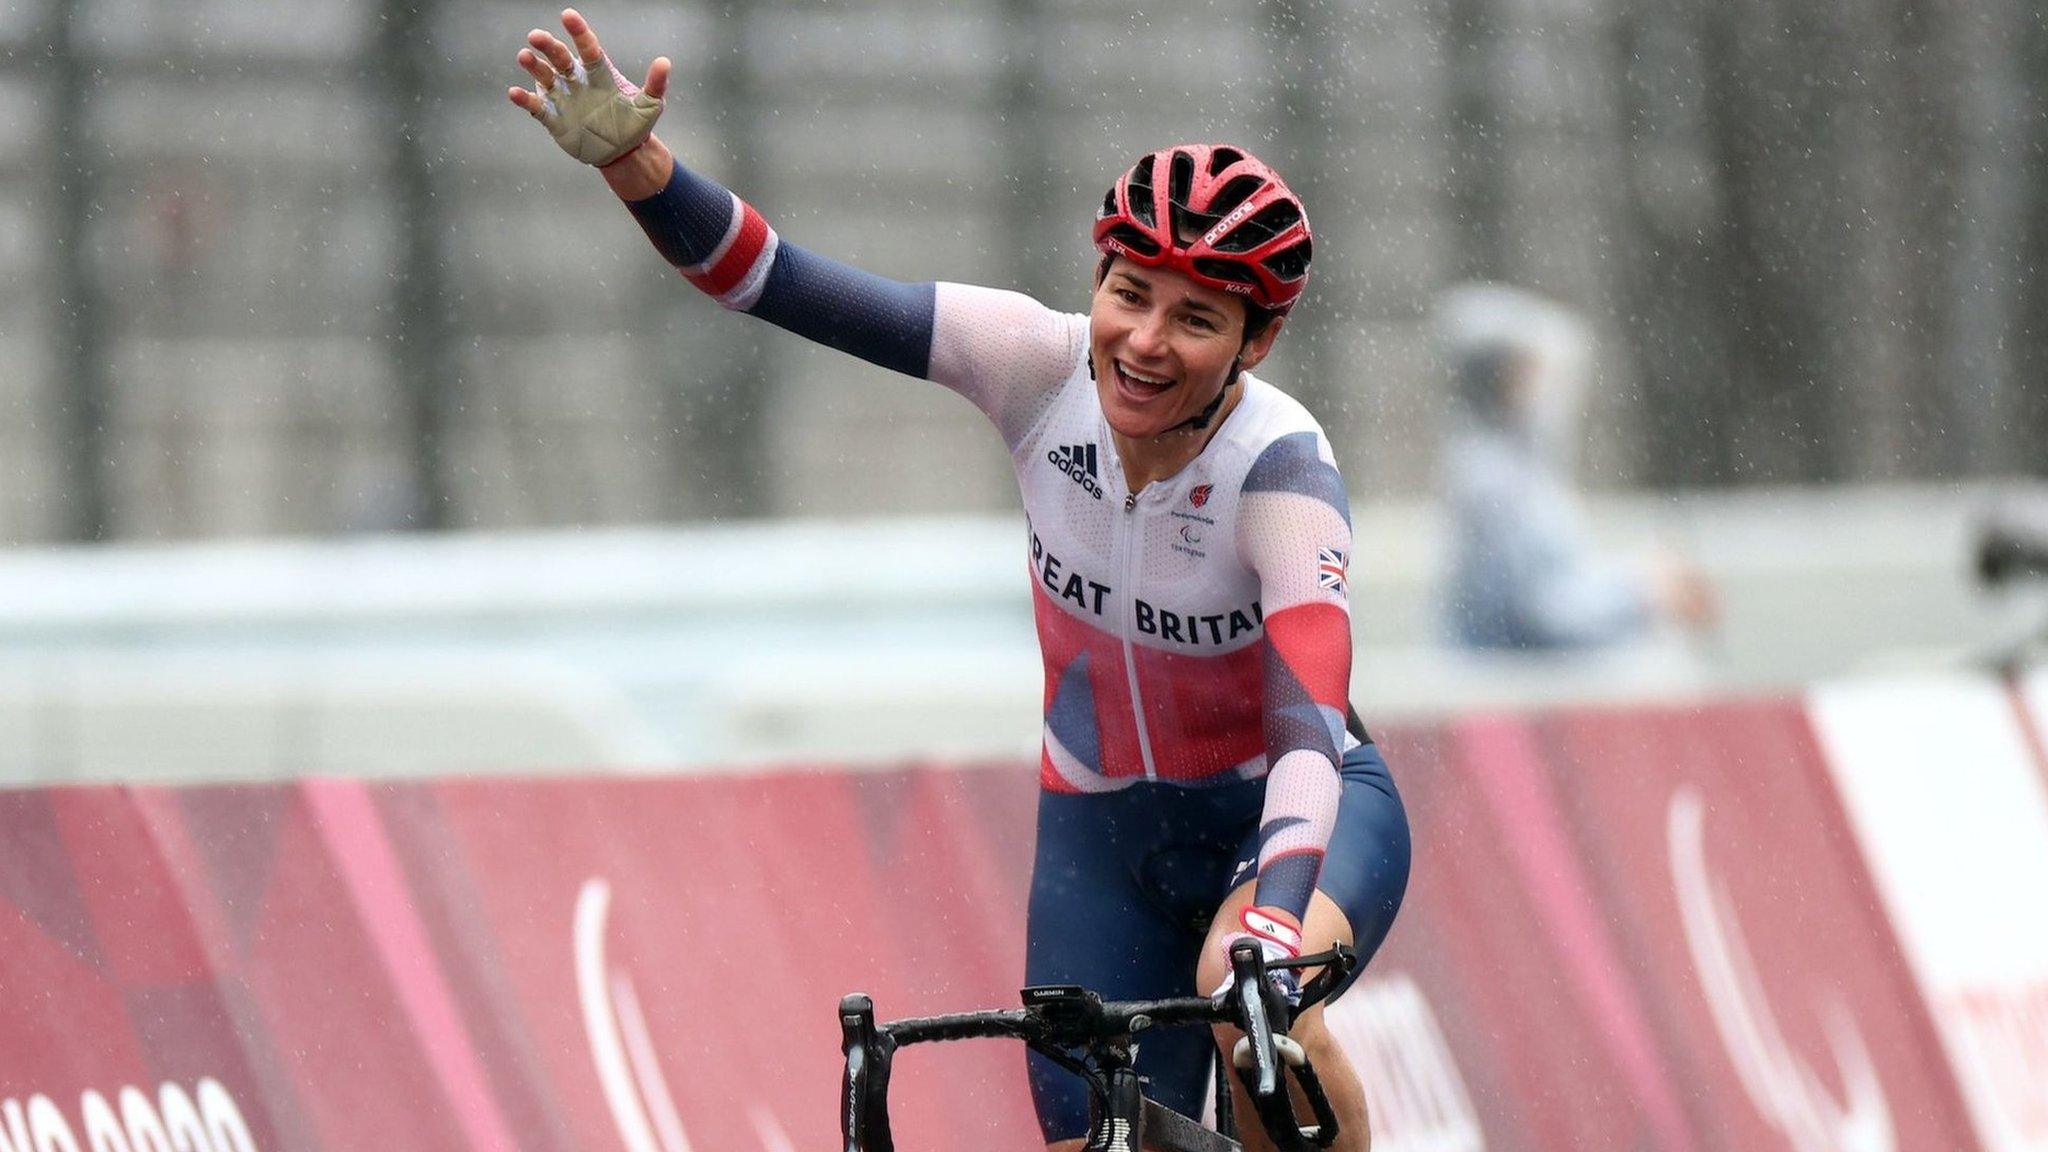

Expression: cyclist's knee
xmin=1195 ymin=885 xmax=1356 ymax=997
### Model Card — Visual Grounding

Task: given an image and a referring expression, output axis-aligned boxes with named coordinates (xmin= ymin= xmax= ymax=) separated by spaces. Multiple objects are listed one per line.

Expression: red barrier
xmin=0 ymin=691 xmax=2030 ymax=1151
xmin=1540 ymin=702 xmax=1974 ymax=1149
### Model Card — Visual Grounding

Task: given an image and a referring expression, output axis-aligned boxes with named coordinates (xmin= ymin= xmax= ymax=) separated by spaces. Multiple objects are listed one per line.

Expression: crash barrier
xmin=2 ymin=670 xmax=2044 ymax=1152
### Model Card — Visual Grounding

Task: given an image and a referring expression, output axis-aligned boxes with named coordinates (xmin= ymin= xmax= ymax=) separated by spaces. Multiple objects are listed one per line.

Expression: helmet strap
xmin=1166 ymin=357 xmax=1242 ymax=434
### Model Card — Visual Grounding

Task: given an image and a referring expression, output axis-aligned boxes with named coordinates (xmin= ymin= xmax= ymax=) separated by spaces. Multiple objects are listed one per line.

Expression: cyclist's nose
xmin=1125 ymin=309 xmax=1171 ymax=359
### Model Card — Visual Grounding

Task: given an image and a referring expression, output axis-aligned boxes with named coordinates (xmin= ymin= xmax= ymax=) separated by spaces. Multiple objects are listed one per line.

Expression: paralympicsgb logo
xmin=1048 ymin=443 xmax=1104 ymax=500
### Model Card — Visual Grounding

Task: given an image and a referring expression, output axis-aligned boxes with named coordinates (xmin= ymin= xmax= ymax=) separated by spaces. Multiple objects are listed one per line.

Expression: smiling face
xmin=1088 ymin=260 xmax=1284 ymax=443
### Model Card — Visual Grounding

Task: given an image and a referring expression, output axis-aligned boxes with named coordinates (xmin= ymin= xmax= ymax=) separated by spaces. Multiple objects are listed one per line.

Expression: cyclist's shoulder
xmin=933 ymin=282 xmax=1089 ymax=345
xmin=928 ymin=282 xmax=1091 ymax=435
xmin=1224 ymin=378 xmax=1346 ymax=499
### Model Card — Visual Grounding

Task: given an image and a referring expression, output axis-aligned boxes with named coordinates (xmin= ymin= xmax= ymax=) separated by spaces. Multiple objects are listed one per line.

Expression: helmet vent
xmin=1191 ymin=257 xmax=1259 ymax=287
xmin=1262 ymin=236 xmax=1313 ymax=282
xmin=1212 ymin=201 xmax=1304 ymax=254
xmin=1127 ymin=155 xmax=1159 ymax=230
xmin=1165 ymin=151 xmax=1203 ymax=245
xmin=1208 ymin=146 xmax=1245 ymax=175
xmin=1102 ymin=223 xmax=1162 ymax=258
xmin=1167 ymin=150 xmax=1197 ymax=207
xmin=1204 ymin=177 xmax=1266 ymax=229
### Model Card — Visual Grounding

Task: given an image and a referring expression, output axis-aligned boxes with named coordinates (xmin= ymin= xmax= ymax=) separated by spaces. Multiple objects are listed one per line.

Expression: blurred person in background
xmin=1977 ymin=490 xmax=2048 ymax=668
xmin=509 ymin=10 xmax=1407 ymax=1150
xmin=1432 ymin=283 xmax=1719 ymax=653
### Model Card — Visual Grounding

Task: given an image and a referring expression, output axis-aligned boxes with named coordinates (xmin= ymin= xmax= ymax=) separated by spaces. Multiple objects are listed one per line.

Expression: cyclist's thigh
xmin=1026 ymin=786 xmax=1242 ymax=1143
xmin=1227 ymin=740 xmax=1411 ymax=998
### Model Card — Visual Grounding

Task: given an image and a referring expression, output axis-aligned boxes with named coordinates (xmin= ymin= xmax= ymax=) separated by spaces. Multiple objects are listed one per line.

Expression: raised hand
xmin=508 ymin=8 xmax=671 ymax=167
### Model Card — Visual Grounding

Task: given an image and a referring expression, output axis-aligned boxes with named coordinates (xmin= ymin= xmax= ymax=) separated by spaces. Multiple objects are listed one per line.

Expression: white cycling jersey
xmin=928 ymin=284 xmax=1358 ymax=899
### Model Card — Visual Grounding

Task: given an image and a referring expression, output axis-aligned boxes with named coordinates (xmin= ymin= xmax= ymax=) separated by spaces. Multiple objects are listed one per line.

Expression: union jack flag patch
xmin=1317 ymin=547 xmax=1348 ymax=593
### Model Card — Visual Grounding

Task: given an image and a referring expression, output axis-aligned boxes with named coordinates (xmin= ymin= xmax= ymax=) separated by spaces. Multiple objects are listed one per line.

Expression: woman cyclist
xmin=510 ymin=12 xmax=1410 ymax=1150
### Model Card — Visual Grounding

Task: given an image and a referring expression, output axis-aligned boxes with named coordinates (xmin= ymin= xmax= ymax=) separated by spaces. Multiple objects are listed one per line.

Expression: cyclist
xmin=510 ymin=13 xmax=1410 ymax=1150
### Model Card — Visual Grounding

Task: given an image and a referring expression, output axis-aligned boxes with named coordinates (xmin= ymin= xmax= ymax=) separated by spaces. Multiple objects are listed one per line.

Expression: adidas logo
xmin=1047 ymin=442 xmax=1104 ymax=500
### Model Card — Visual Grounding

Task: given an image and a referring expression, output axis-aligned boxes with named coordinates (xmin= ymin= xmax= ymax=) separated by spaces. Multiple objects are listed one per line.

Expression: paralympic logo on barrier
xmin=0 ymin=1080 xmax=256 ymax=1152
xmin=575 ymin=879 xmax=798 ymax=1152
xmin=1667 ymin=786 xmax=1895 ymax=1152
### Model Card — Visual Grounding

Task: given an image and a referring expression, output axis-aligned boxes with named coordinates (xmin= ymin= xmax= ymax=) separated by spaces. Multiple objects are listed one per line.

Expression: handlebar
xmin=840 ymin=942 xmax=1356 ymax=1152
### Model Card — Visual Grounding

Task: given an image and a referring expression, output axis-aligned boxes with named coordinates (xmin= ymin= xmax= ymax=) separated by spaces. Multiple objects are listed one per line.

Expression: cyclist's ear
xmin=1237 ymin=315 xmax=1285 ymax=372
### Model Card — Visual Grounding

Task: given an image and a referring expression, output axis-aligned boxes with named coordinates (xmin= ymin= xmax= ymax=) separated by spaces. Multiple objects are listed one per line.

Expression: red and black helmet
xmin=1093 ymin=143 xmax=1314 ymax=315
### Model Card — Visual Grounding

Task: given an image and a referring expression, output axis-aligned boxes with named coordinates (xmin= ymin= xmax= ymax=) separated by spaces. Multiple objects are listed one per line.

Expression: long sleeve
xmin=624 ymin=159 xmax=937 ymax=375
xmin=1235 ymin=430 xmax=1355 ymax=923
xmin=624 ymin=159 xmax=1076 ymax=439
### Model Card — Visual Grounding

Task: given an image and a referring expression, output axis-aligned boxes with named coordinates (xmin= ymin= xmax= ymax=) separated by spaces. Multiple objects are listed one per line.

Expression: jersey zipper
xmin=1117 ymin=485 xmax=1160 ymax=782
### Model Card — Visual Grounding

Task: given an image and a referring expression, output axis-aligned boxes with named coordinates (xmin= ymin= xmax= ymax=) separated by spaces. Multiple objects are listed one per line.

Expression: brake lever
xmin=1227 ymin=941 xmax=1283 ymax=1098
xmin=1226 ymin=941 xmax=1355 ymax=1151
xmin=838 ymin=994 xmax=897 ymax=1152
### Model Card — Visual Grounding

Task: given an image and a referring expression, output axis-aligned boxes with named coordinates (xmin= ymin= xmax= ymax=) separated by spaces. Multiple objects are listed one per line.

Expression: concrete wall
xmin=9 ymin=0 xmax=2035 ymax=543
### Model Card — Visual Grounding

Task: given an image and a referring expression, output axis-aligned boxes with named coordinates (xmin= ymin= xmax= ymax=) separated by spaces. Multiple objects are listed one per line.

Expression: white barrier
xmin=0 ymin=483 xmax=2030 ymax=782
xmin=1812 ymin=676 xmax=2048 ymax=1152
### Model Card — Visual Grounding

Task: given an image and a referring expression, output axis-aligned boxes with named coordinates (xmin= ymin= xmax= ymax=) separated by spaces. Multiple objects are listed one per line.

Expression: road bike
xmin=839 ymin=939 xmax=1357 ymax=1152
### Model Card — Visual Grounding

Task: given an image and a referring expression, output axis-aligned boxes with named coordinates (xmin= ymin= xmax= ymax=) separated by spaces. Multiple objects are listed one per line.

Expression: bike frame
xmin=839 ymin=941 xmax=1356 ymax=1152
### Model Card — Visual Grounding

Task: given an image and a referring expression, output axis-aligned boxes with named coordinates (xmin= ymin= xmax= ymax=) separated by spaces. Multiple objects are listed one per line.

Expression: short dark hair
xmin=1095 ymin=253 xmax=1281 ymax=345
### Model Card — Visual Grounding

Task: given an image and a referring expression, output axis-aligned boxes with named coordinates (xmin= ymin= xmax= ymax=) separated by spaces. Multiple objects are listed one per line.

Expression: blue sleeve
xmin=751 ymin=243 xmax=935 ymax=379
xmin=622 ymin=161 xmax=736 ymax=267
xmin=624 ymin=161 xmax=937 ymax=379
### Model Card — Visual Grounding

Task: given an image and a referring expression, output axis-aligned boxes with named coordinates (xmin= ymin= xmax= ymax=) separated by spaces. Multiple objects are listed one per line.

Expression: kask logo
xmin=1048 ymin=443 xmax=1104 ymax=500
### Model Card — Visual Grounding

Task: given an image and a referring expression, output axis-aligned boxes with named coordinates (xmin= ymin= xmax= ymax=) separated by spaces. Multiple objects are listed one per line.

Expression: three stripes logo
xmin=1048 ymin=442 xmax=1105 ymax=500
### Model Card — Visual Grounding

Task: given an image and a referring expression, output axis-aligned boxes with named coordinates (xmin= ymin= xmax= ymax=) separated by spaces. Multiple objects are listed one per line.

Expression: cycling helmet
xmin=1094 ymin=144 xmax=1313 ymax=315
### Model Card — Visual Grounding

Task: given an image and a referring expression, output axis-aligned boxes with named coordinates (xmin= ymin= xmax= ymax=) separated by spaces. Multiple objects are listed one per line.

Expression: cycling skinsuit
xmin=623 ymin=159 xmax=1411 ymax=1142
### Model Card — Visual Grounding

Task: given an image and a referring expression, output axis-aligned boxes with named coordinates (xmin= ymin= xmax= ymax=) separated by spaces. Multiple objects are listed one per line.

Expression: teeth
xmin=1118 ymin=361 xmax=1172 ymax=387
